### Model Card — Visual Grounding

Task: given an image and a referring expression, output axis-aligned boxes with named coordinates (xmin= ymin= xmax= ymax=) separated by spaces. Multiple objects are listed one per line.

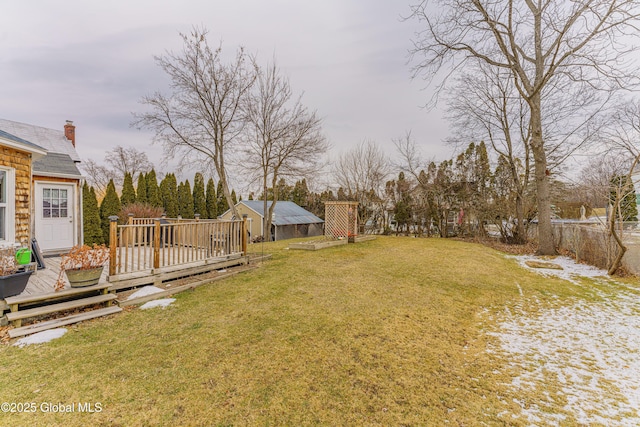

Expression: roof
xmin=33 ymin=152 xmax=82 ymax=178
xmin=0 ymin=118 xmax=80 ymax=162
xmin=238 ymin=200 xmax=324 ymax=225
xmin=0 ymin=129 xmax=47 ymax=156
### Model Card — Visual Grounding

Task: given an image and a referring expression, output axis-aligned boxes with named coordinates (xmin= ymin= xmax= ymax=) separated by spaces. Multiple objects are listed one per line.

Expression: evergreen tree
xmin=248 ymin=192 xmax=254 ymax=201
xmin=193 ymin=172 xmax=207 ymax=218
xmin=120 ymin=172 xmax=136 ymax=206
xmin=83 ymin=183 xmax=104 ymax=245
xmin=292 ymin=179 xmax=310 ymax=206
xmin=100 ymin=179 xmax=121 ymax=244
xmin=216 ymin=180 xmax=228 ymax=215
xmin=205 ymin=178 xmax=217 ymax=219
xmin=136 ymin=172 xmax=147 ymax=204
xmin=231 ymin=189 xmax=238 ymax=205
xmin=610 ymin=175 xmax=638 ymax=222
xmin=160 ymin=173 xmax=179 ymax=218
xmin=178 ymin=180 xmax=195 ymax=218
xmin=146 ymin=169 xmax=162 ymax=207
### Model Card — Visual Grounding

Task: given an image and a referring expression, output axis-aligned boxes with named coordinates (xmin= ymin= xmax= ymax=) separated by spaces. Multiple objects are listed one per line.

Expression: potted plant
xmin=55 ymin=244 xmax=110 ymax=290
xmin=0 ymin=250 xmax=33 ymax=298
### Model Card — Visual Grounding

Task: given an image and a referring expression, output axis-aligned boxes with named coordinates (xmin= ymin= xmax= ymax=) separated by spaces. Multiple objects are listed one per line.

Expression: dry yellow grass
xmin=0 ymin=236 xmax=608 ymax=426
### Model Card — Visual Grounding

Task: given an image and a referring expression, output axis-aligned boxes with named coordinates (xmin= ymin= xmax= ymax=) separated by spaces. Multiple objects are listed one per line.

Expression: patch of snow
xmin=217 ymin=269 xmax=227 ymax=273
xmin=13 ymin=328 xmax=67 ymax=347
xmin=127 ymin=286 xmax=165 ymax=300
xmin=490 ymin=255 xmax=640 ymax=425
xmin=139 ymin=298 xmax=175 ymax=310
xmin=508 ymin=255 xmax=608 ymax=284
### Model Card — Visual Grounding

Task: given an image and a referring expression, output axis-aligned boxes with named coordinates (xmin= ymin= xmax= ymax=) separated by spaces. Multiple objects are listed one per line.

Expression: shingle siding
xmin=0 ymin=146 xmax=31 ymax=244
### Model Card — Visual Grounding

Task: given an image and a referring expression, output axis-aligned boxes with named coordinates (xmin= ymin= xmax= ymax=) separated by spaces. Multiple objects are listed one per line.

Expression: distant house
xmin=0 ymin=119 xmax=83 ymax=254
xmin=219 ymin=200 xmax=324 ymax=241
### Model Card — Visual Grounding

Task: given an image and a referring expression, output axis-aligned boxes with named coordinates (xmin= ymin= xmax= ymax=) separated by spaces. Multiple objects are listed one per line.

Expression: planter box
xmin=0 ymin=270 xmax=33 ymax=299
xmin=289 ymin=239 xmax=348 ymax=251
xmin=65 ymin=266 xmax=104 ymax=288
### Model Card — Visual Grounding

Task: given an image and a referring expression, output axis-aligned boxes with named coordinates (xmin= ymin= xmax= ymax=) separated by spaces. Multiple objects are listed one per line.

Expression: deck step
xmin=6 ymin=293 xmax=117 ymax=322
xmin=8 ymin=306 xmax=123 ymax=338
xmin=4 ymin=282 xmax=112 ymax=306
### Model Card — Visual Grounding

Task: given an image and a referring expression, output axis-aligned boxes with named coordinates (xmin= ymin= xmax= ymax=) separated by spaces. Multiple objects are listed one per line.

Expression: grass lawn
xmin=0 ymin=236 xmax=625 ymax=426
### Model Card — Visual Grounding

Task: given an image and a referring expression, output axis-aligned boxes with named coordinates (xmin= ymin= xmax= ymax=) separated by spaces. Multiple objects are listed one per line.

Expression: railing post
xmin=242 ymin=215 xmax=248 ymax=255
xmin=109 ymin=216 xmax=119 ymax=276
xmin=153 ymin=219 xmax=161 ymax=270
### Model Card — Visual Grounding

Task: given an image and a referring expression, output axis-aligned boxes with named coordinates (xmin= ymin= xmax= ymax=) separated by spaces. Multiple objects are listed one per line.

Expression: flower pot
xmin=65 ymin=266 xmax=104 ymax=288
xmin=0 ymin=270 xmax=33 ymax=298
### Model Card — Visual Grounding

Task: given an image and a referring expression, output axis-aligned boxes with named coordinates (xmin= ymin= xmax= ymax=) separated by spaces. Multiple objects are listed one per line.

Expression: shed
xmin=219 ymin=200 xmax=324 ymax=241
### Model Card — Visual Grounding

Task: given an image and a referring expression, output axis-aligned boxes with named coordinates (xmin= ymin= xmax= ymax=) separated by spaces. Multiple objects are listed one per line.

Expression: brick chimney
xmin=64 ymin=120 xmax=76 ymax=147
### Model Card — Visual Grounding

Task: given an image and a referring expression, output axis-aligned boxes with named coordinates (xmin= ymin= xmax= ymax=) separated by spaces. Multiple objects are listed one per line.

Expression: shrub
xmin=119 ymin=202 xmax=164 ymax=221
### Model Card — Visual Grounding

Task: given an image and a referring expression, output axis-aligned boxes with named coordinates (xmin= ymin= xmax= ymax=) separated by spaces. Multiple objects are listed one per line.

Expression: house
xmin=0 ymin=119 xmax=83 ymax=254
xmin=219 ymin=200 xmax=324 ymax=241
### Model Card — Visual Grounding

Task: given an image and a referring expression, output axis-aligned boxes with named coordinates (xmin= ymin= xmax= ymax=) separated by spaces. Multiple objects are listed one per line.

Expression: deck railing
xmin=108 ymin=216 xmax=247 ymax=276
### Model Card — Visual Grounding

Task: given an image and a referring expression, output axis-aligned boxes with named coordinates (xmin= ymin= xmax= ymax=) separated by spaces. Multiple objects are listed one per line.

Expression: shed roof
xmin=0 ymin=118 xmax=80 ymax=161
xmin=238 ymin=200 xmax=323 ymax=226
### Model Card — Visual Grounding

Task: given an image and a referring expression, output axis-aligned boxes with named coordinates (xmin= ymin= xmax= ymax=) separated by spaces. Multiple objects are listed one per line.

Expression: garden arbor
xmin=325 ymin=201 xmax=358 ymax=241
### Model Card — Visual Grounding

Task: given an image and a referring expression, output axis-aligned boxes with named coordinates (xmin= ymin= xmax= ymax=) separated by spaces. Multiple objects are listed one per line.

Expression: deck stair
xmin=3 ymin=283 xmax=121 ymax=338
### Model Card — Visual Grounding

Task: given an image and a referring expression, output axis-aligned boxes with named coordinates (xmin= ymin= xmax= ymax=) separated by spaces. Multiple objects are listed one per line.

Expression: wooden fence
xmin=108 ymin=216 xmax=247 ymax=277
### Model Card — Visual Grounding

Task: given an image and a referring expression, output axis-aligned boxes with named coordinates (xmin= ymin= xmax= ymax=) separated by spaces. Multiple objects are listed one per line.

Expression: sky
xmin=0 ymin=0 xmax=451 ymax=190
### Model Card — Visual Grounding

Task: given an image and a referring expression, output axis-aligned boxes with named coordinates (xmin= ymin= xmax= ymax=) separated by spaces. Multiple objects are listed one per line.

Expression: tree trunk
xmin=514 ymin=192 xmax=526 ymax=244
xmin=608 ymin=212 xmax=627 ymax=275
xmin=218 ymin=163 xmax=238 ymax=219
xmin=530 ymin=107 xmax=556 ymax=255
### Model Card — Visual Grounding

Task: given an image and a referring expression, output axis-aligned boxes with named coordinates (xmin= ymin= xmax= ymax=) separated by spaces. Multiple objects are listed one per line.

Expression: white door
xmin=35 ymin=183 xmax=75 ymax=252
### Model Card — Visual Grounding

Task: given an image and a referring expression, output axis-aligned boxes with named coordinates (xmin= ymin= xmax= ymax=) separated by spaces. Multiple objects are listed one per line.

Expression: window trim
xmin=0 ymin=166 xmax=16 ymax=243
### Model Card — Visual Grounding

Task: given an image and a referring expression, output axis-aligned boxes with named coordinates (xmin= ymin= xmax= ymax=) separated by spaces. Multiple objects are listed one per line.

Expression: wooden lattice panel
xmin=324 ymin=201 xmax=358 ymax=239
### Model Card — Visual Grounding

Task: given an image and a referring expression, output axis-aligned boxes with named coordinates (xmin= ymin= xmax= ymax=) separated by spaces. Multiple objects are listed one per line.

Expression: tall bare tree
xmin=601 ymin=99 xmax=640 ymax=274
xmin=409 ymin=0 xmax=640 ymax=254
xmin=81 ymin=159 xmax=112 ymax=199
xmin=104 ymin=146 xmax=154 ymax=180
xmin=242 ymin=61 xmax=328 ymax=240
xmin=446 ymin=65 xmax=532 ymax=242
xmin=333 ymin=140 xmax=391 ymax=229
xmin=133 ymin=27 xmax=256 ymax=218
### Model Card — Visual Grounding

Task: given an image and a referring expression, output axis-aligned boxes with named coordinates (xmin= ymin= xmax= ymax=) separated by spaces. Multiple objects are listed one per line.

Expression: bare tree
xmin=601 ymin=99 xmax=640 ymax=274
xmin=242 ymin=60 xmax=328 ymax=240
xmin=446 ymin=65 xmax=532 ymax=243
xmin=576 ymin=152 xmax=632 ymax=210
xmin=81 ymin=146 xmax=155 ymax=199
xmin=409 ymin=0 xmax=640 ymax=254
xmin=104 ymin=146 xmax=154 ymax=179
xmin=133 ymin=27 xmax=257 ymax=218
xmin=333 ymin=140 xmax=391 ymax=230
xmin=81 ymin=159 xmax=113 ymax=199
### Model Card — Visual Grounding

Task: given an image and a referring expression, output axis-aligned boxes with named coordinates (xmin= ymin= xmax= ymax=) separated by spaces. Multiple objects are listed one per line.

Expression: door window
xmin=43 ymin=188 xmax=69 ymax=218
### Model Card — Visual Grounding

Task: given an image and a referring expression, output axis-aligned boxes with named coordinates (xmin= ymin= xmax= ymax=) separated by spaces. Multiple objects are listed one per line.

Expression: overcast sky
xmin=0 ymin=1 xmax=452 ymax=188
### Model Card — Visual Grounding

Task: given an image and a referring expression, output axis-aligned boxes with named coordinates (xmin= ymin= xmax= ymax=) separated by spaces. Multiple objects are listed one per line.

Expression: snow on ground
xmin=139 ymin=298 xmax=176 ymax=310
xmin=509 ymin=254 xmax=611 ymax=284
xmin=127 ymin=285 xmax=165 ymax=300
xmin=489 ymin=256 xmax=640 ymax=426
xmin=13 ymin=328 xmax=67 ymax=347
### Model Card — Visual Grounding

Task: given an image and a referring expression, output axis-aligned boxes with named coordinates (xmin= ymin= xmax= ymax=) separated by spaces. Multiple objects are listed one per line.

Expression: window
xmin=0 ymin=168 xmax=15 ymax=242
xmin=42 ymin=188 xmax=68 ymax=218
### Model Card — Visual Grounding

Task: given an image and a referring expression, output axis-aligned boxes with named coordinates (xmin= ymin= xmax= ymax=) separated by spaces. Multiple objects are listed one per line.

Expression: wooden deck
xmin=19 ymin=257 xmax=110 ymax=296
xmin=1 ymin=216 xmax=252 ymax=336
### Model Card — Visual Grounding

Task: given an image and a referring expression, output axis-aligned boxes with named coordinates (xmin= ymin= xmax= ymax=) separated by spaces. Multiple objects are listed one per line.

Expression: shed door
xmin=35 ymin=183 xmax=75 ymax=251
